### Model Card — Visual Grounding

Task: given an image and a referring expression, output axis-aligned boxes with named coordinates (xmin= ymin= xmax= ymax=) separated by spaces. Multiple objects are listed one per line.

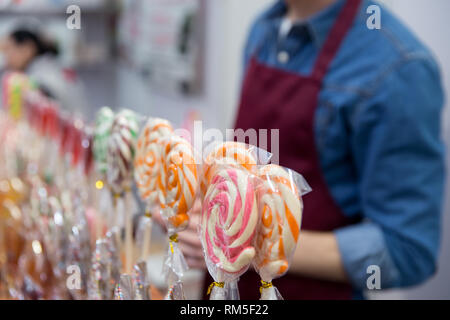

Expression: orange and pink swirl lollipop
xmin=201 ymin=167 xmax=258 ymax=287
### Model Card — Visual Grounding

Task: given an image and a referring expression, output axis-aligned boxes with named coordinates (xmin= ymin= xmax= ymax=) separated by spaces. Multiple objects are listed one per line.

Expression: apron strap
xmin=312 ymin=0 xmax=362 ymax=81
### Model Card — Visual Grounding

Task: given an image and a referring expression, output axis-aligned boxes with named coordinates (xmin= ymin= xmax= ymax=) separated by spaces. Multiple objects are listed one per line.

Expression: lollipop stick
xmin=95 ymin=208 xmax=102 ymax=240
xmin=112 ymin=194 xmax=122 ymax=253
xmin=228 ymin=278 xmax=240 ymax=300
xmin=140 ymin=210 xmax=153 ymax=261
xmin=94 ymin=182 xmax=103 ymax=240
xmin=124 ymin=190 xmax=133 ymax=274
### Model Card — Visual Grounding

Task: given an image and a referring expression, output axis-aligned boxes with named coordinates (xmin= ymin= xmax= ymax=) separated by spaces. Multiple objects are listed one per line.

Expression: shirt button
xmin=278 ymin=51 xmax=290 ymax=64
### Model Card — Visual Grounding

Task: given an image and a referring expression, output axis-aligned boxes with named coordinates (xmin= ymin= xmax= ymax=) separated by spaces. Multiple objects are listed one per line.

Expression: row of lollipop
xmin=93 ymin=105 xmax=311 ymax=300
xmin=199 ymin=143 xmax=311 ymax=300
xmin=2 ymin=71 xmax=312 ymax=300
xmin=1 ymin=74 xmax=100 ymax=300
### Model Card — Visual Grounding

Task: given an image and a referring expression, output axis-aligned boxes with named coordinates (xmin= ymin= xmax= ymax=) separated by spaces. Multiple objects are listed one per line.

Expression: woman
xmin=1 ymin=24 xmax=86 ymax=114
xmin=171 ymin=0 xmax=445 ymax=299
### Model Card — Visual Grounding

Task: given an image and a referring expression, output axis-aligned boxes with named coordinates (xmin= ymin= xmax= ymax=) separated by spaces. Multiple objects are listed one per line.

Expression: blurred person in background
xmin=165 ymin=0 xmax=445 ymax=299
xmin=0 ymin=22 xmax=87 ymax=114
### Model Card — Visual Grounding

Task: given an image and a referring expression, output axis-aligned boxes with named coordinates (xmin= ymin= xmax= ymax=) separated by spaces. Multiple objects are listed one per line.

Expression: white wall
xmin=116 ymin=0 xmax=273 ymax=131
xmin=219 ymin=0 xmax=273 ymax=131
xmin=117 ymin=0 xmax=225 ymax=129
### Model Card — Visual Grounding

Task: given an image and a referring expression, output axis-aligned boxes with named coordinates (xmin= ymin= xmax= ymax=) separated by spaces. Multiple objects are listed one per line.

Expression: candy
xmin=106 ymin=109 xmax=139 ymax=194
xmin=159 ymin=135 xmax=198 ymax=230
xmin=254 ymin=165 xmax=303 ymax=280
xmin=93 ymin=107 xmax=115 ymax=174
xmin=134 ymin=118 xmax=173 ymax=206
xmin=201 ymin=142 xmax=257 ymax=196
xmin=2 ymin=72 xmax=32 ymax=120
xmin=201 ymin=168 xmax=258 ymax=274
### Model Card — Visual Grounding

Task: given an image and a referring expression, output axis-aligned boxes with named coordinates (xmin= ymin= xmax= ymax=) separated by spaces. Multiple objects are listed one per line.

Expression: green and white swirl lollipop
xmin=93 ymin=107 xmax=115 ymax=175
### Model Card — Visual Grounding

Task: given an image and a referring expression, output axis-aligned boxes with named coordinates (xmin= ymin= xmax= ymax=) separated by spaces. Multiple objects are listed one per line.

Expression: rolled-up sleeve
xmin=335 ymin=55 xmax=445 ymax=290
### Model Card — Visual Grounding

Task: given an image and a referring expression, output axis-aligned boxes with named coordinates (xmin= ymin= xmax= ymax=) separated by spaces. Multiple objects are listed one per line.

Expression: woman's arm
xmin=289 ymin=230 xmax=349 ymax=283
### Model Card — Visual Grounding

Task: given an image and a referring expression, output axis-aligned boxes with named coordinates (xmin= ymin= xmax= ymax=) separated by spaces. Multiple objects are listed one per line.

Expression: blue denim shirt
xmin=243 ymin=0 xmax=445 ymax=291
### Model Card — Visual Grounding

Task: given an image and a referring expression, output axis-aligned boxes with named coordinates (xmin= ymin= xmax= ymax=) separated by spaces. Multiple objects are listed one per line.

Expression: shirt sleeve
xmin=335 ymin=54 xmax=445 ymax=290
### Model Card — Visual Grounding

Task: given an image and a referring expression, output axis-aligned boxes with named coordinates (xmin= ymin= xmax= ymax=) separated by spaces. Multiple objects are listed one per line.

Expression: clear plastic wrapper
xmin=44 ymin=196 xmax=68 ymax=285
xmin=134 ymin=117 xmax=174 ymax=266
xmin=66 ymin=203 xmax=91 ymax=299
xmin=87 ymin=239 xmax=111 ymax=300
xmin=253 ymin=164 xmax=311 ymax=300
xmin=132 ymin=261 xmax=151 ymax=300
xmin=199 ymin=142 xmax=272 ymax=300
xmin=200 ymin=166 xmax=260 ymax=300
xmin=164 ymin=270 xmax=186 ymax=300
xmin=93 ymin=106 xmax=115 ymax=177
xmin=157 ymin=134 xmax=199 ymax=299
xmin=93 ymin=107 xmax=115 ymax=234
xmin=1 ymin=72 xmax=33 ymax=120
xmin=135 ymin=214 xmax=153 ymax=262
xmin=114 ymin=274 xmax=134 ymax=300
xmin=105 ymin=109 xmax=140 ymax=274
xmin=200 ymin=141 xmax=272 ymax=197
xmin=106 ymin=227 xmax=122 ymax=295
xmin=227 ymin=279 xmax=240 ymax=300
xmin=106 ymin=109 xmax=140 ymax=197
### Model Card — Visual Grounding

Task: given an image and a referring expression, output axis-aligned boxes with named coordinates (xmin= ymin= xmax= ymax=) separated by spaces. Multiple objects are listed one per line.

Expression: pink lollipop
xmin=201 ymin=168 xmax=258 ymax=275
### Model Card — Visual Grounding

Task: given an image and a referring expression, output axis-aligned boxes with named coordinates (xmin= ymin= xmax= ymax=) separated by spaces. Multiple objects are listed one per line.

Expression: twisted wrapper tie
xmin=112 ymin=193 xmax=121 ymax=207
xmin=207 ymin=282 xmax=225 ymax=295
xmin=145 ymin=210 xmax=152 ymax=218
xmin=260 ymin=280 xmax=273 ymax=293
xmin=169 ymin=233 xmax=178 ymax=254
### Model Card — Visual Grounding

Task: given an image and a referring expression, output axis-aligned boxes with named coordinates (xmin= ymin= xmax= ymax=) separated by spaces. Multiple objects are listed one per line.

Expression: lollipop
xmin=106 ymin=109 xmax=139 ymax=274
xmin=93 ymin=107 xmax=115 ymax=175
xmin=254 ymin=164 xmax=307 ymax=300
xmin=201 ymin=168 xmax=258 ymax=275
xmin=2 ymin=72 xmax=32 ymax=120
xmin=201 ymin=142 xmax=258 ymax=196
xmin=93 ymin=108 xmax=114 ymax=238
xmin=134 ymin=118 xmax=174 ymax=262
xmin=158 ymin=135 xmax=198 ymax=299
xmin=134 ymin=118 xmax=173 ymax=206
xmin=159 ymin=135 xmax=198 ymax=231
xmin=106 ymin=109 xmax=139 ymax=195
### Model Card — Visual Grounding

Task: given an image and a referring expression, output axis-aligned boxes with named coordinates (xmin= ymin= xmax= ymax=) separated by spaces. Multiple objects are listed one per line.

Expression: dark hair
xmin=10 ymin=29 xmax=59 ymax=56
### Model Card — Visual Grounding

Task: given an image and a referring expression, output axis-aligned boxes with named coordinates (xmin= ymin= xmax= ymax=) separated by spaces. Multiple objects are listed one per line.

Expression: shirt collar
xmin=263 ymin=0 xmax=346 ymax=48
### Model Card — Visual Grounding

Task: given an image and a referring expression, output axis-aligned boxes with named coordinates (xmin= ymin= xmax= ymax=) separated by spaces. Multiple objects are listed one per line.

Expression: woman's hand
xmin=179 ymin=199 xmax=206 ymax=270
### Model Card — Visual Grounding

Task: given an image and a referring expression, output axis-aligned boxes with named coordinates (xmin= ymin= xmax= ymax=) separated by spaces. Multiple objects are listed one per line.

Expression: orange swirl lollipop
xmin=159 ymin=135 xmax=198 ymax=230
xmin=254 ymin=164 xmax=303 ymax=281
xmin=134 ymin=118 xmax=174 ymax=207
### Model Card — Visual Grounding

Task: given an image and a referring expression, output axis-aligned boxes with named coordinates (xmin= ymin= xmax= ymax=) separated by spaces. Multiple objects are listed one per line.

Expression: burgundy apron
xmin=232 ymin=0 xmax=362 ymax=300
